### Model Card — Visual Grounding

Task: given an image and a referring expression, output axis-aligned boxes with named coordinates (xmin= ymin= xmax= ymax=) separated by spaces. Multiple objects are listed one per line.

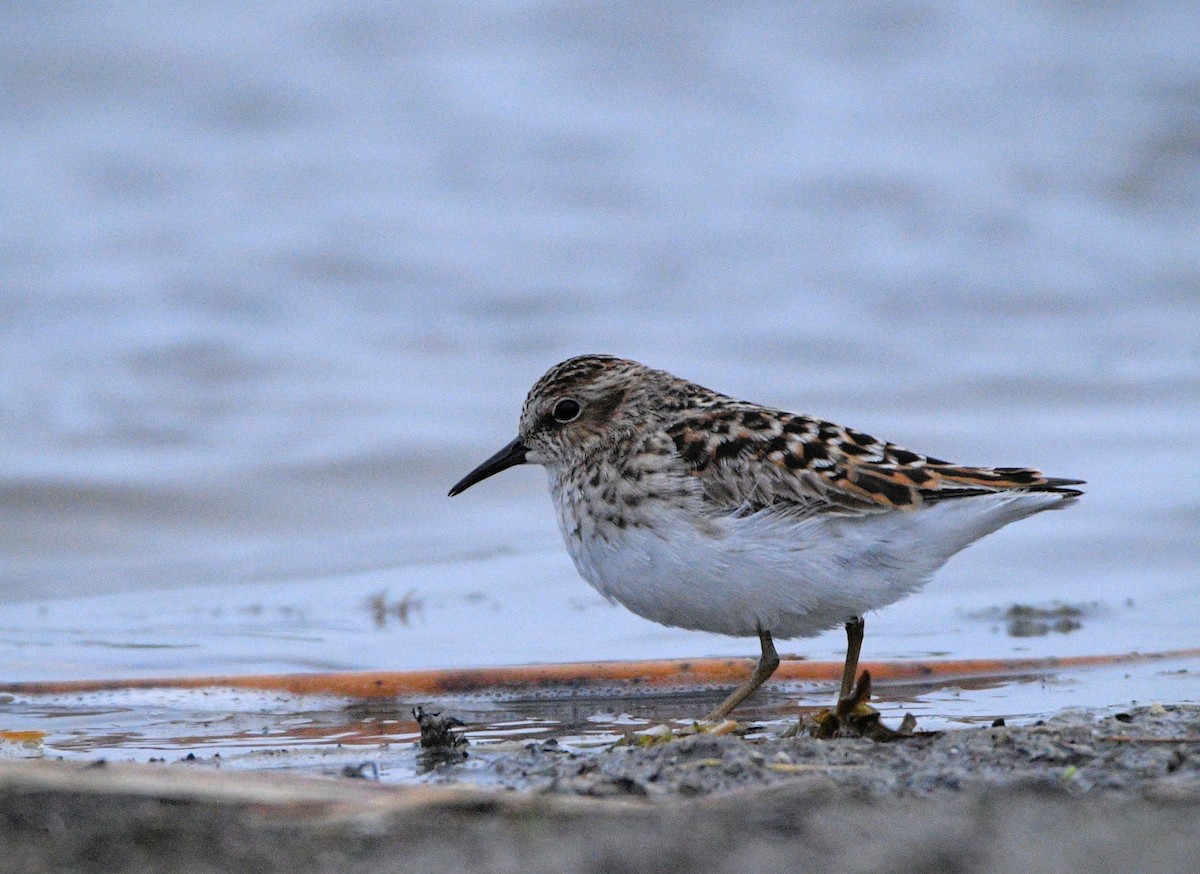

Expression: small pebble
xmin=706 ymin=719 xmax=739 ymax=736
xmin=638 ymin=724 xmax=674 ymax=739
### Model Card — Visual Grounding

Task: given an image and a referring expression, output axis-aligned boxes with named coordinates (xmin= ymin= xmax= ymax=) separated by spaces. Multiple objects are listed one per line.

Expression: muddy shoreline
xmin=4 ymin=704 xmax=1199 ymax=873
xmin=446 ymin=704 xmax=1200 ymax=799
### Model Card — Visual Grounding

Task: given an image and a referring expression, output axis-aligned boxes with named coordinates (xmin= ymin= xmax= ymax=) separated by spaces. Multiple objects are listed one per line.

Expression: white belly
xmin=557 ymin=492 xmax=1068 ymax=639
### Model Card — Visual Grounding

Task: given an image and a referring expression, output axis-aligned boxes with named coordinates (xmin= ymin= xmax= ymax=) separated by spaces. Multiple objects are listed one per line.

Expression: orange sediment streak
xmin=3 ymin=648 xmax=1199 ymax=700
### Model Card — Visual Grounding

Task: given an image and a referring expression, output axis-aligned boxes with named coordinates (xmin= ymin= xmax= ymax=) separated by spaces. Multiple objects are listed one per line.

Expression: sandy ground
xmin=4 ymin=704 xmax=1200 ymax=873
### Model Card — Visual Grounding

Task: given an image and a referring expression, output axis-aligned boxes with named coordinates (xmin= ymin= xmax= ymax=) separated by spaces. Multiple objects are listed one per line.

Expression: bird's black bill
xmin=448 ymin=437 xmax=529 ymax=496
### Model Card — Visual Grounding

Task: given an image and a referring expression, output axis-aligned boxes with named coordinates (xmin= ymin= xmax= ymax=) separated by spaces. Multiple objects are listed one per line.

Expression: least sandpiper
xmin=449 ymin=355 xmax=1083 ymax=721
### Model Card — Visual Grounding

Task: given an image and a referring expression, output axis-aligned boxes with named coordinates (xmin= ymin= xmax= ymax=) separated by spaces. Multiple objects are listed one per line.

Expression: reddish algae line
xmin=3 ymin=648 xmax=1199 ymax=700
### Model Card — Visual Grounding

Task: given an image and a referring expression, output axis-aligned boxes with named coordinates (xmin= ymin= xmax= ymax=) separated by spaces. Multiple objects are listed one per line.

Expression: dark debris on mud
xmin=413 ymin=706 xmax=469 ymax=770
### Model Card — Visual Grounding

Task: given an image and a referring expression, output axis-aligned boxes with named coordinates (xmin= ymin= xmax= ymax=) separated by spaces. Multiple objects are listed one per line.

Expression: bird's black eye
xmin=552 ymin=398 xmax=582 ymax=423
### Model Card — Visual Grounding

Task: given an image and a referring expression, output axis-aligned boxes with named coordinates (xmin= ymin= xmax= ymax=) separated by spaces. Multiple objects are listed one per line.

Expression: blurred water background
xmin=2 ymin=0 xmax=1199 ymax=744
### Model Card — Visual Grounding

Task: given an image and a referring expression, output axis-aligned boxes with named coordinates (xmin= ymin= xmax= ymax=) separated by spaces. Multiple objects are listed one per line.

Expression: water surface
xmin=2 ymin=2 xmax=1198 ymax=763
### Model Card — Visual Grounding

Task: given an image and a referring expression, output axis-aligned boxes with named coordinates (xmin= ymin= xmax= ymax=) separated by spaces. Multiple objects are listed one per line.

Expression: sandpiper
xmin=449 ymin=355 xmax=1083 ymax=722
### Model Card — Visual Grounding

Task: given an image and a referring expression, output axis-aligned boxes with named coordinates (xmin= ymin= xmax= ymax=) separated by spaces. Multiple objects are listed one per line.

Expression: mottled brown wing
xmin=665 ymin=405 xmax=1083 ymax=515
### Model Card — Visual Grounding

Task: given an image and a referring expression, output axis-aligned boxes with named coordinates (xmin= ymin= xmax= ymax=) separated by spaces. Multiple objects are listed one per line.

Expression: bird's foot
xmin=805 ymin=671 xmax=917 ymax=741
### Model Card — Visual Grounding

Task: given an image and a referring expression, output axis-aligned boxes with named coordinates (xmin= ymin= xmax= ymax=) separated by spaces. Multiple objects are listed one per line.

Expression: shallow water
xmin=1 ymin=2 xmax=1198 ymax=764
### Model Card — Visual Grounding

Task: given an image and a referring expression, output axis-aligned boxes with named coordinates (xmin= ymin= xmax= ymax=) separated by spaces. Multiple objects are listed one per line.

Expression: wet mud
xmin=3 ymin=704 xmax=1200 ymax=874
xmin=457 ymin=704 xmax=1200 ymax=800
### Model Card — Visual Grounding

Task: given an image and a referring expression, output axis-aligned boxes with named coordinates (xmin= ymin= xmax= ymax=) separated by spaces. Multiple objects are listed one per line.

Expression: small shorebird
xmin=449 ymin=355 xmax=1083 ymax=722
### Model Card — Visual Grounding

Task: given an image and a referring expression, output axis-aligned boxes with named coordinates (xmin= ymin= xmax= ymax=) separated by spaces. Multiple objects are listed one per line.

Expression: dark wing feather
xmin=665 ymin=405 xmax=1084 ymax=516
